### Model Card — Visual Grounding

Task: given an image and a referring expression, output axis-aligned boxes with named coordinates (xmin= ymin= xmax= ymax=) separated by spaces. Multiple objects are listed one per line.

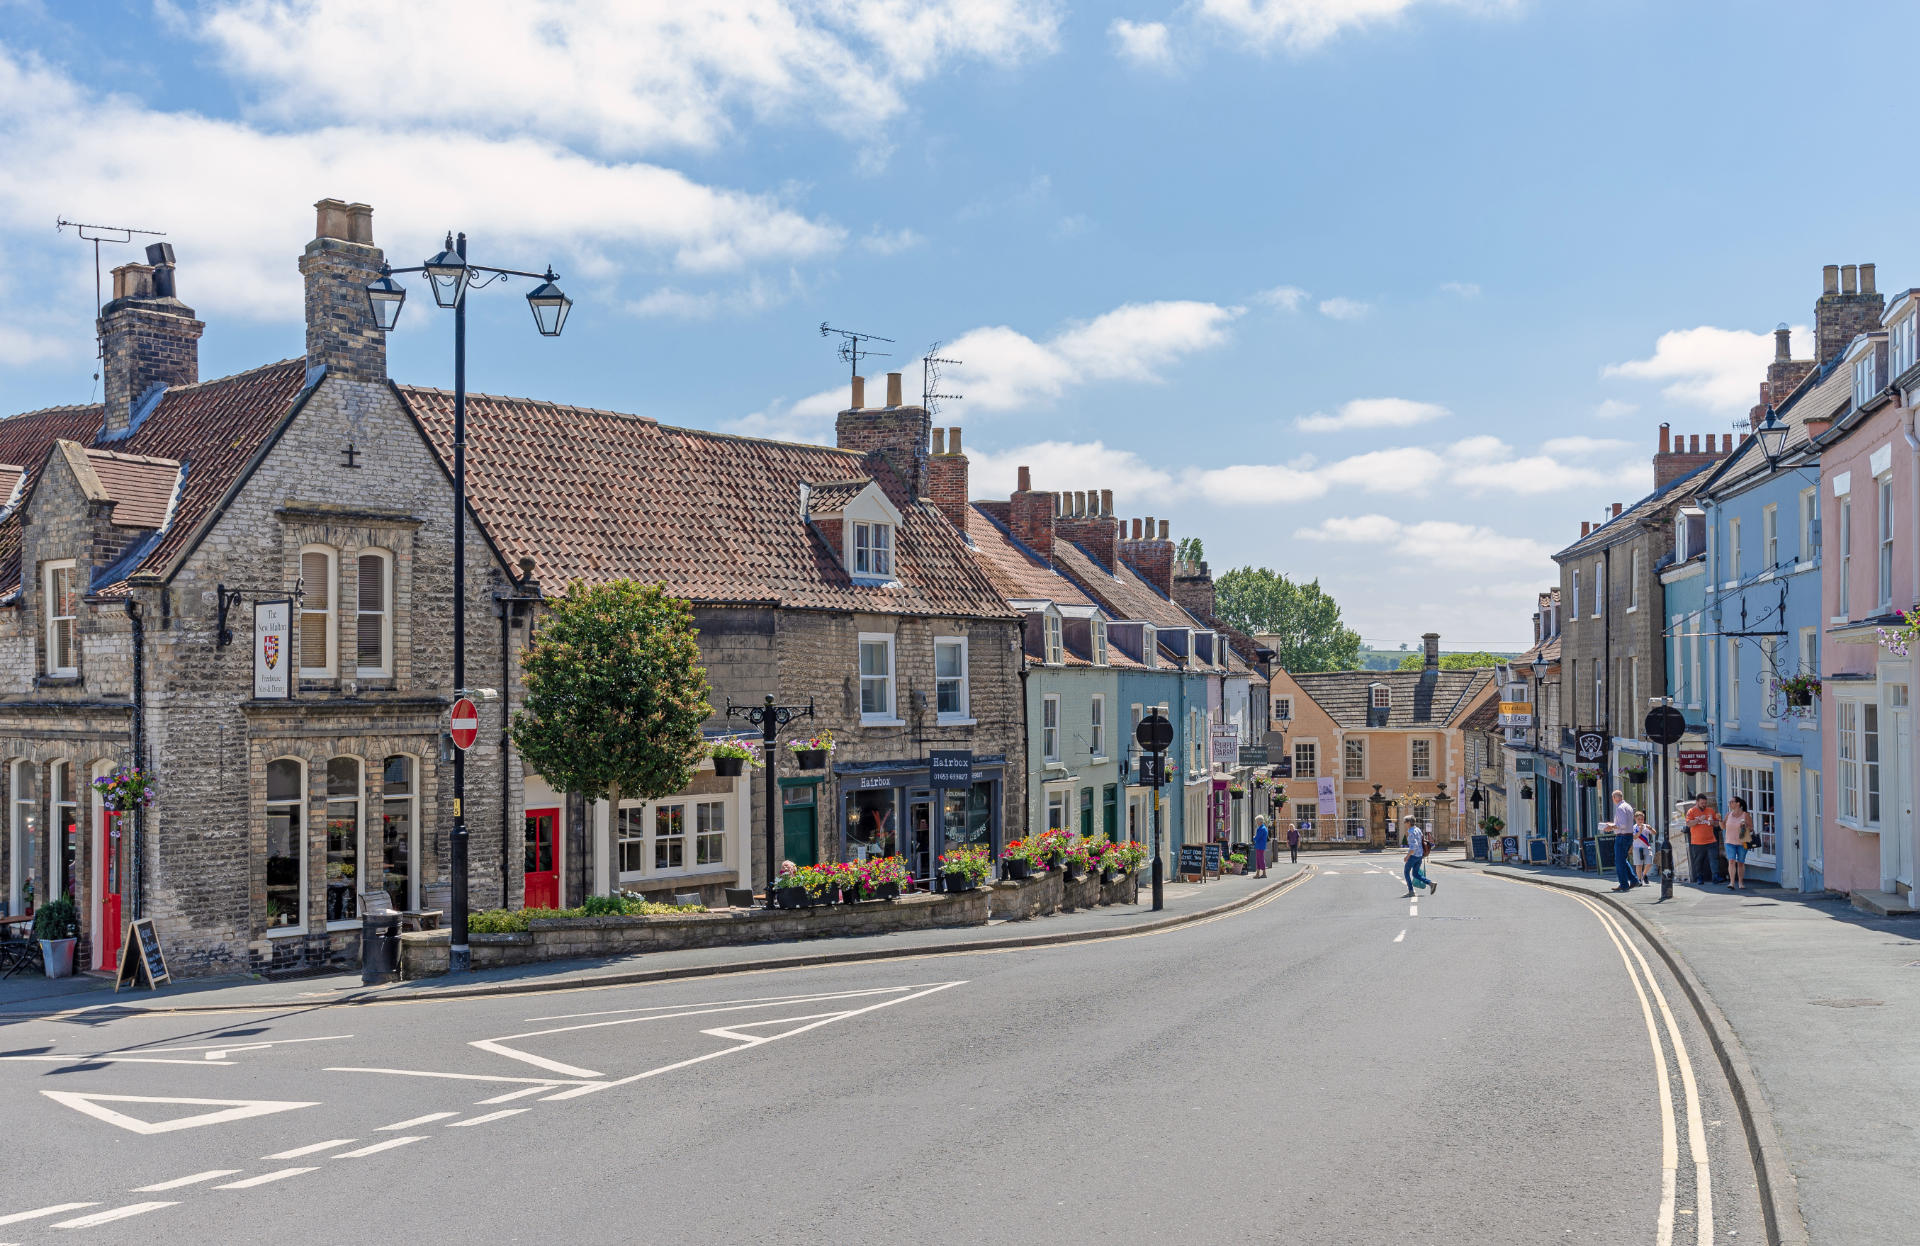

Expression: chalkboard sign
xmin=1177 ymin=843 xmax=1207 ymax=877
xmin=115 ymin=918 xmax=170 ymax=992
xmin=1501 ymin=835 xmax=1520 ymax=861
xmin=1203 ymin=842 xmax=1224 ymax=875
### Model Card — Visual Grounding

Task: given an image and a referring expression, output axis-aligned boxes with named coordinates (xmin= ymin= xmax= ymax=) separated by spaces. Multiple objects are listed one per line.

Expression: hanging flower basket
xmin=1775 ymin=673 xmax=1821 ymax=708
xmin=92 ymin=766 xmax=155 ymax=812
xmin=1878 ymin=610 xmax=1919 ymax=657
xmin=708 ymin=738 xmax=763 ymax=777
xmin=788 ymin=729 xmax=834 ymax=771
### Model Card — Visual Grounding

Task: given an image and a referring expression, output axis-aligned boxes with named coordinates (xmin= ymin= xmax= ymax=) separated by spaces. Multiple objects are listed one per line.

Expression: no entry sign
xmin=450 ymin=697 xmax=480 ymax=751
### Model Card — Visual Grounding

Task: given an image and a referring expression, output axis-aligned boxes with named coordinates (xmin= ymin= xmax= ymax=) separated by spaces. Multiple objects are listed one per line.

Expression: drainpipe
xmin=1704 ymin=497 xmax=1722 ymax=801
xmin=123 ymin=597 xmax=146 ymax=920
xmin=1904 ymin=402 xmax=1919 ymax=616
xmin=499 ymin=600 xmax=512 ymax=910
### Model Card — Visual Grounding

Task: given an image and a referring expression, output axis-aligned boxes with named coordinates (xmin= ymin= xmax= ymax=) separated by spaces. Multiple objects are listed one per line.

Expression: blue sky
xmin=5 ymin=0 xmax=1916 ymax=650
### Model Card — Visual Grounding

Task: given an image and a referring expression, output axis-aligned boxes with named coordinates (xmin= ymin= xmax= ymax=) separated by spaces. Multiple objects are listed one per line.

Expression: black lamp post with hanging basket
xmin=726 ymin=696 xmax=817 ymax=908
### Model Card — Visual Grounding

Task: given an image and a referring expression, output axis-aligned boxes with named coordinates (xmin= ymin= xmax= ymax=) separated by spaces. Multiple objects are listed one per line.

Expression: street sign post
xmin=1137 ymin=712 xmax=1173 ymax=911
xmin=1644 ymin=705 xmax=1687 ymax=899
xmin=450 ymin=697 xmax=479 ymax=752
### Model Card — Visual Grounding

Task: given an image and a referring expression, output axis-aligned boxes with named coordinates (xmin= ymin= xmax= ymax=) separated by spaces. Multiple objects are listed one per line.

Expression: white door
xmin=1889 ymin=709 xmax=1913 ymax=894
xmin=1778 ymin=761 xmax=1802 ymax=891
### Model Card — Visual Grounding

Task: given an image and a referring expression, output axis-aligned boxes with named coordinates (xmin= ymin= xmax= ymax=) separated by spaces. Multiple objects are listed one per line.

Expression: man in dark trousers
xmin=1286 ymin=820 xmax=1300 ymax=864
xmin=1683 ymin=794 xmax=1721 ymax=887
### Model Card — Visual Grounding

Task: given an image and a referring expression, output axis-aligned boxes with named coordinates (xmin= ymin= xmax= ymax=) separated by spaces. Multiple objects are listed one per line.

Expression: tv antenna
xmin=921 ymin=342 xmax=963 ymax=416
xmin=820 ymin=323 xmax=893 ymax=386
xmin=57 ymin=218 xmax=168 ymax=394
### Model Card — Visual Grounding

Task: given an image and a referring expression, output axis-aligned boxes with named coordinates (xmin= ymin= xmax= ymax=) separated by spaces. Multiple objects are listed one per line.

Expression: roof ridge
xmin=1 ymin=400 xmax=105 ymax=424
xmin=161 ymin=357 xmax=304 ymax=397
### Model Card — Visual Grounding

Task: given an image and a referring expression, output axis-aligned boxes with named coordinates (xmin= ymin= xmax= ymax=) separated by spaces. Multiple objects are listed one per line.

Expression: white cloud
xmin=1440 ymin=280 xmax=1480 ymax=298
xmin=1602 ymin=324 xmax=1806 ymax=414
xmin=1540 ymin=436 xmax=1630 ymax=457
xmin=1197 ymin=0 xmax=1524 ymax=53
xmin=0 ymin=322 xmax=78 ymax=367
xmin=1594 ymin=398 xmax=1639 ymax=420
xmin=1254 ymin=284 xmax=1309 ymax=311
xmin=970 ymin=440 xmax=1176 ymax=499
xmin=1295 ymin=512 xmax=1552 ymax=570
xmin=1111 ymin=18 xmax=1174 ymax=66
xmin=1294 ymin=396 xmax=1449 ymax=433
xmin=192 ymin=0 xmax=1063 ymax=155
xmin=0 ymin=45 xmax=843 ymax=324
xmin=862 ymin=226 xmax=924 ymax=256
xmin=945 ymin=299 xmax=1243 ymax=411
xmin=1185 ymin=461 xmax=1327 ymax=503
xmin=627 ymin=272 xmax=800 ymax=319
xmin=725 ymin=384 xmax=846 ymax=443
xmin=1318 ymin=296 xmax=1371 ymax=320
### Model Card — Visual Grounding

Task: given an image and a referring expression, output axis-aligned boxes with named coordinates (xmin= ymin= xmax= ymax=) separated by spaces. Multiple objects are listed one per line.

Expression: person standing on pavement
xmin=1684 ymin=794 xmax=1721 ymax=887
xmin=1286 ymin=820 xmax=1300 ymax=864
xmin=1610 ymin=788 xmax=1637 ymax=892
xmin=1402 ymin=816 xmax=1437 ymax=896
xmin=1632 ymin=810 xmax=1655 ymax=886
xmin=1723 ymin=795 xmax=1754 ymax=891
xmin=1252 ymin=818 xmax=1270 ymax=878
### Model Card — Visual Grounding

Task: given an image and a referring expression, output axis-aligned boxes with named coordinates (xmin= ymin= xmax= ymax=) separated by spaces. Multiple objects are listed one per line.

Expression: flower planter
xmin=39 ymin=937 xmax=76 ymax=979
xmin=712 ymin=755 xmax=746 ymax=777
xmin=943 ymin=873 xmax=976 ymax=892
xmin=773 ymin=886 xmax=810 ymax=910
xmin=793 ymin=748 xmax=829 ymax=771
xmin=1003 ymin=859 xmax=1032 ymax=881
xmin=1786 ymin=689 xmax=1814 ymax=708
xmin=863 ymin=882 xmax=901 ymax=902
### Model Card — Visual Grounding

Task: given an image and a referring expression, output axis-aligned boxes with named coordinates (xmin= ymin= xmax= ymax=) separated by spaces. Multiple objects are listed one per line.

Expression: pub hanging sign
xmin=1574 ymin=730 xmax=1607 ymax=764
xmin=253 ymin=599 xmax=293 ymax=700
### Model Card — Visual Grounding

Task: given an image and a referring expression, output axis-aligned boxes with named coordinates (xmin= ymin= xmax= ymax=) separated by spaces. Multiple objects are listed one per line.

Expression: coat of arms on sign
xmin=263 ymin=634 xmax=280 ymax=669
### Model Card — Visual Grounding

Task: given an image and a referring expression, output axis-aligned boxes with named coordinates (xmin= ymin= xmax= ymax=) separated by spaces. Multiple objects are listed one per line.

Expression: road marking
xmin=41 ymin=1093 xmax=318 ymax=1135
xmin=334 ymin=1137 xmax=425 ymax=1158
xmin=265 ymin=1139 xmax=357 ymax=1159
xmin=329 ymin=1068 xmax=600 ymax=1088
xmin=0 ymin=1205 xmax=96 ymax=1227
xmin=1409 ymin=902 xmax=1418 ymax=916
xmin=49 ymin=1202 xmax=177 ymax=1228
xmin=447 ymin=1109 xmax=528 ymax=1127
xmin=477 ymin=1086 xmax=552 ymax=1104
xmin=132 ymin=1170 xmax=240 ymax=1191
xmin=379 ymin=1112 xmax=458 ymax=1131
xmin=215 ymin=1169 xmax=315 ymax=1189
xmin=1393 ymin=930 xmax=1406 ymax=943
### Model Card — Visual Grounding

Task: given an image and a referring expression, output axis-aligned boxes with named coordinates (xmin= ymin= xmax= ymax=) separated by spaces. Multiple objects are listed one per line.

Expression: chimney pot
xmin=949 ymin=427 xmax=963 ymax=455
xmin=850 ymin=375 xmax=865 ymax=409
xmin=930 ymin=428 xmax=946 ymax=455
xmin=347 ymin=202 xmax=374 ymax=245
xmin=1158 ymin=519 xmax=1169 ymax=540
xmin=1659 ymin=423 xmax=1671 ymax=454
xmin=1582 ymin=521 xmax=1591 ymax=537
xmin=1079 ymin=490 xmax=1091 ymax=517
xmin=1823 ymin=264 xmax=1840 ymax=295
xmin=1132 ymin=517 xmax=1143 ymax=539
xmin=1861 ymin=262 xmax=1877 ymax=294
xmin=1775 ymin=324 xmax=1791 ymax=360
xmin=1689 ymin=434 xmax=1700 ymax=454
xmin=1017 ymin=465 xmax=1031 ymax=492
xmin=1145 ymin=515 xmax=1155 ymax=538
xmin=1612 ymin=502 xmax=1623 ymax=517
xmin=1842 ymin=264 xmax=1858 ymax=295
xmin=886 ymin=372 xmax=903 ymax=407
xmin=1100 ymin=488 xmax=1113 ymax=515
xmin=112 ymin=263 xmax=155 ymax=302
xmin=314 ymin=197 xmax=353 ymax=242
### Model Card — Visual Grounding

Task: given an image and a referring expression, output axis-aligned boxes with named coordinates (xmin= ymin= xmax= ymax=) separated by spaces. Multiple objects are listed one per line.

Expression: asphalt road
xmin=0 ymin=855 xmax=1768 ymax=1245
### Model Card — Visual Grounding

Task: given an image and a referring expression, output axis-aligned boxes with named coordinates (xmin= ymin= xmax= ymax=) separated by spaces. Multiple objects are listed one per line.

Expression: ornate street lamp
xmin=1755 ymin=404 xmax=1789 ymax=466
xmin=422 ymin=236 xmax=470 ymax=308
xmin=525 ymin=269 xmax=573 ymax=337
xmin=365 ymin=265 xmax=406 ymax=332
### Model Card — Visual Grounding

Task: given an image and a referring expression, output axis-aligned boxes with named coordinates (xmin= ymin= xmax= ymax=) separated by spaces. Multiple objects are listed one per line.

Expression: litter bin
xmin=361 ymin=912 xmax=400 ymax=985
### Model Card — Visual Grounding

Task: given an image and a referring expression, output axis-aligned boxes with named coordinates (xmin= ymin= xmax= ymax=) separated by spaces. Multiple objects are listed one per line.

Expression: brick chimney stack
xmin=1423 ymin=632 xmax=1441 ymax=672
xmin=99 ymin=242 xmax=203 ymax=439
xmin=1120 ymin=516 xmax=1175 ymax=597
xmin=1008 ymin=464 xmax=1056 ymax=557
xmin=838 ymin=369 xmax=932 ymax=496
xmin=1765 ymin=322 xmax=1816 ymax=410
xmin=1055 ymin=483 xmax=1119 ymax=569
xmin=1653 ymin=422 xmax=1735 ymax=490
xmin=1172 ymin=557 xmax=1215 ymax=619
xmin=300 ymin=198 xmax=386 ymax=383
xmin=1815 ymin=260 xmax=1884 ymax=364
xmin=926 ymin=426 xmax=969 ymax=537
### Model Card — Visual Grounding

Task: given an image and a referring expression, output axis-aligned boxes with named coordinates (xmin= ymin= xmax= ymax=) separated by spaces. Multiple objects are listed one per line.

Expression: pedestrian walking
xmin=1252 ymin=818 xmax=1270 ymax=878
xmin=1610 ymin=788 xmax=1637 ymax=892
xmin=1683 ymin=795 xmax=1721 ymax=887
xmin=1723 ymin=796 xmax=1754 ymax=891
xmin=1286 ymin=821 xmax=1300 ymax=864
xmin=1402 ymin=816 xmax=1436 ymax=896
xmin=1632 ymin=811 xmax=1655 ymax=885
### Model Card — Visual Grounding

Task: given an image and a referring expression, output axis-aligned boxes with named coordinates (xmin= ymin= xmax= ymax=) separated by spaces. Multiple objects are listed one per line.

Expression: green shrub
xmin=580 ymin=893 xmax=626 ymax=917
xmin=32 ymin=897 xmax=78 ymax=941
xmin=466 ymin=897 xmax=703 ymax=932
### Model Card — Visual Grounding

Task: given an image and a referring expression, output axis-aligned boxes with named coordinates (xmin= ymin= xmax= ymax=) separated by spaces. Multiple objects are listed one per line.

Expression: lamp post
xmin=367 ymin=233 xmax=571 ymax=973
xmin=1435 ymin=782 xmax=1450 ymax=847
xmin=726 ymin=695 xmax=816 ymax=907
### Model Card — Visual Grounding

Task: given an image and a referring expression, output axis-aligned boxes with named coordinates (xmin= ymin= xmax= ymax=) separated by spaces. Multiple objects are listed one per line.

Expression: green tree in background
xmin=512 ymin=580 xmax=713 ymax=819
xmin=1176 ymin=537 xmax=1205 ymax=564
xmin=1214 ymin=567 xmax=1362 ymax=672
xmin=1397 ymin=650 xmax=1510 ymax=671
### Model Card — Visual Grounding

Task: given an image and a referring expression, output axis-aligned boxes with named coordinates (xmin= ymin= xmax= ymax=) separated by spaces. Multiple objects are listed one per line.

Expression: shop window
xmin=381 ymin=755 xmax=416 ymax=910
xmin=43 ymin=560 xmax=78 ymax=677
xmin=935 ymin=637 xmax=969 ymax=720
xmin=325 ymin=757 xmax=362 ymax=924
xmin=1345 ymin=799 xmax=1365 ymax=838
xmin=695 ymin=801 xmax=726 ymax=866
xmin=299 ymin=545 xmax=337 ymax=677
xmin=847 ymin=788 xmax=898 ymax=858
xmin=356 ymin=550 xmax=392 ymax=677
xmin=8 ymin=760 xmax=39 ymax=916
xmin=50 ymin=761 xmax=76 ymax=903
xmin=655 ymin=804 xmax=686 ymax=871
xmin=1728 ymin=765 xmax=1777 ymax=862
xmin=265 ymin=758 xmax=305 ymax=932
xmin=859 ymin=633 xmax=895 ymax=721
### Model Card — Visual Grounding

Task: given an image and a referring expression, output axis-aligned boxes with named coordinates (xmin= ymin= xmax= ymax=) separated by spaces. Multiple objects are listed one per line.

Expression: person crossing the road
xmin=1610 ymin=788 xmax=1637 ymax=892
xmin=1286 ymin=820 xmax=1300 ymax=864
xmin=1402 ymin=816 xmax=1436 ymax=896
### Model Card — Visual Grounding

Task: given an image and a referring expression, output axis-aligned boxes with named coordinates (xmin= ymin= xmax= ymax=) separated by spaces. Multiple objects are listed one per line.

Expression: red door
xmin=524 ymin=808 xmax=559 ymax=910
xmin=98 ymin=810 xmax=124 ymax=971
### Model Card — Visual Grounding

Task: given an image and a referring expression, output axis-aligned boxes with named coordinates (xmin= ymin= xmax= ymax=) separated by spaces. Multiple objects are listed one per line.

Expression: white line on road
xmin=333 ymin=1137 xmax=425 ymax=1158
xmin=0 ymin=1205 xmax=96 ymax=1227
xmin=328 ymin=1068 xmax=600 ymax=1088
xmin=50 ymin=1202 xmax=177 ymax=1228
xmin=265 ymin=1140 xmax=357 ymax=1159
xmin=446 ymin=1109 xmax=528 ymax=1127
xmin=132 ymin=1171 xmax=240 ymax=1192
xmin=215 ymin=1169 xmax=315 ymax=1190
xmin=1393 ymin=930 xmax=1406 ymax=943
xmin=379 ymin=1112 xmax=458 ymax=1131
xmin=477 ymin=1086 xmax=552 ymax=1104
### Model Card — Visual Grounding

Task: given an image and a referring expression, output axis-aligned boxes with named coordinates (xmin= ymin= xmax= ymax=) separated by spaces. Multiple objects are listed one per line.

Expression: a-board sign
xmin=115 ymin=917 xmax=170 ymax=992
xmin=1501 ymin=835 xmax=1520 ymax=860
xmin=1203 ymin=842 xmax=1224 ymax=875
xmin=1177 ymin=842 xmax=1207 ymax=877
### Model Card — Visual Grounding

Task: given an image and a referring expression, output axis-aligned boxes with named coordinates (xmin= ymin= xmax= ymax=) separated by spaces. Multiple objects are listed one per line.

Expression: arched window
xmin=299 ymin=544 xmax=337 ymax=678
xmin=381 ymin=755 xmax=417 ymax=911
xmin=325 ymin=757 xmax=362 ymax=924
xmin=356 ymin=550 xmax=392 ymax=677
xmin=265 ymin=758 xmax=305 ymax=932
xmin=8 ymin=760 xmax=39 ymax=916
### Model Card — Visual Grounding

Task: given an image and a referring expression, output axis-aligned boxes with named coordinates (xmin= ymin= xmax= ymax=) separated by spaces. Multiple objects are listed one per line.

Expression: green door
xmin=1079 ymin=788 xmax=1094 ymax=838
xmin=781 ymin=785 xmax=818 ymax=866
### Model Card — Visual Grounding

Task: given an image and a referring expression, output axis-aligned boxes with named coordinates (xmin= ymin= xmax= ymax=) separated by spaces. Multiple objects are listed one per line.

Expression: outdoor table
xmin=0 ymin=913 xmax=32 ymax=939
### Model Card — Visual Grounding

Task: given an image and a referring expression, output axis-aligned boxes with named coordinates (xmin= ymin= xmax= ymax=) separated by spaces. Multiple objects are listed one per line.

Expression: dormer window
xmin=852 ymin=521 xmax=893 ymax=577
xmin=1142 ymin=624 xmax=1157 ymax=669
xmin=1371 ymin=684 xmax=1390 ymax=710
xmin=43 ymin=559 xmax=78 ymax=677
xmin=1044 ymin=612 xmax=1064 ymax=665
xmin=1893 ymin=310 xmax=1918 ymax=379
xmin=1854 ymin=351 xmax=1879 ymax=409
xmin=1092 ymin=618 xmax=1109 ymax=666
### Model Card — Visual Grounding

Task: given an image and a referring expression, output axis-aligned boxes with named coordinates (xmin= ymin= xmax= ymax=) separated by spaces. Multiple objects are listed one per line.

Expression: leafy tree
xmin=512 ymin=580 xmax=713 ymax=818
xmin=1213 ymin=567 xmax=1362 ymax=672
xmin=1176 ymin=536 xmax=1205 ymax=565
xmin=1397 ymin=650 xmax=1510 ymax=671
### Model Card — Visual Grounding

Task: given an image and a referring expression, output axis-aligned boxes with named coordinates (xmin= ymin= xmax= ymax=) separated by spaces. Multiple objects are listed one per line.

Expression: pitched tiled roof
xmin=1052 ymin=542 xmax=1193 ymax=633
xmin=0 ymin=360 xmax=308 ymax=596
xmin=1706 ymin=356 xmax=1852 ymax=494
xmin=805 ymin=479 xmax=872 ymax=514
xmin=965 ymin=505 xmax=1143 ymax=669
xmin=1289 ymin=667 xmax=1494 ymax=730
xmin=400 ymin=386 xmax=1013 ymax=619
xmin=84 ymin=449 xmax=182 ymax=529
xmin=1553 ymin=460 xmax=1713 ymax=561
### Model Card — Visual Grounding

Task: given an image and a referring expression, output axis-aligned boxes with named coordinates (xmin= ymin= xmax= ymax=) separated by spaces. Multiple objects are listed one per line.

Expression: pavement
xmin=0 ymin=866 xmax=1301 ymax=1016
xmin=0 ymin=852 xmax=1765 ymax=1245
xmin=1446 ymin=854 xmax=1920 ymax=1243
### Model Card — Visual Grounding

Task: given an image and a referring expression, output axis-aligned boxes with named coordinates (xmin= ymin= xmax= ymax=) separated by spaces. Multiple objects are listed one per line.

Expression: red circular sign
xmin=450 ymin=697 xmax=480 ymax=751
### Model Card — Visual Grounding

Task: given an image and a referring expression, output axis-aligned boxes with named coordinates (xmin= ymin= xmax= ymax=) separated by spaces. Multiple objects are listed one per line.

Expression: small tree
xmin=512 ymin=580 xmax=713 ymax=821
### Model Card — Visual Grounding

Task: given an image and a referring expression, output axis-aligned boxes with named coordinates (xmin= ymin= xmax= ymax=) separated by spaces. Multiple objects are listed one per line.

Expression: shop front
xmin=834 ymin=755 xmax=1005 ymax=884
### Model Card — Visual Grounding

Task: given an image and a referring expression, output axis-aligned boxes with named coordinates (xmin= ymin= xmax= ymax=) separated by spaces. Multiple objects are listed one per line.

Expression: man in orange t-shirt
xmin=1684 ymin=795 xmax=1721 ymax=887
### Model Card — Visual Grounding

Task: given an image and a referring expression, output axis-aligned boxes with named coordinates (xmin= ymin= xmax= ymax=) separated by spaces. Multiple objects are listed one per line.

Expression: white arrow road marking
xmin=215 ymin=1169 xmax=314 ymax=1189
xmin=133 ymin=1171 xmax=239 ymax=1192
xmin=265 ymin=1140 xmax=356 ymax=1159
xmin=1393 ymin=930 xmax=1406 ymax=943
xmin=476 ymin=1086 xmax=551 ymax=1104
xmin=42 ymin=1092 xmax=318 ymax=1135
xmin=700 ymin=1011 xmax=865 ymax=1043
xmin=0 ymin=1205 xmax=95 ymax=1227
xmin=50 ymin=1202 xmax=176 ymax=1228
xmin=379 ymin=1112 xmax=458 ymax=1131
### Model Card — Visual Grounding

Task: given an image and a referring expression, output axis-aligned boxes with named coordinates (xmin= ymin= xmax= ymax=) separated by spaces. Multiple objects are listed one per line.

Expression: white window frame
xmin=1594 ymin=559 xmax=1605 ymax=616
xmin=1725 ymin=641 xmax=1740 ymax=729
xmin=1273 ymin=695 xmax=1293 ymax=723
xmin=1292 ymin=739 xmax=1318 ymax=779
xmin=381 ymin=753 xmax=420 ymax=911
xmin=1763 ymin=504 xmax=1778 ymax=571
xmin=1799 ymin=488 xmax=1817 ymax=564
xmin=264 ymin=756 xmax=308 ymax=937
xmin=1409 ymin=736 xmax=1433 ymax=781
xmin=1344 ymin=736 xmax=1366 ymax=780
xmin=42 ymin=559 xmax=78 ymax=677
xmin=1572 ymin=569 xmax=1581 ymax=618
xmin=1627 ymin=549 xmax=1640 ymax=612
xmin=1142 ymin=624 xmax=1157 ymax=670
xmin=694 ymin=799 xmax=727 ymax=867
xmin=1370 ymin=684 xmax=1389 ymax=710
xmin=1092 ymin=619 xmax=1109 ymax=667
xmin=1727 ymin=761 xmax=1778 ymax=866
xmin=1838 ymin=496 xmax=1853 ymax=617
xmin=1689 ymin=624 xmax=1702 ymax=710
xmin=1806 ymin=770 xmax=1824 ymax=870
xmin=1042 ymin=694 xmax=1061 ymax=763
xmin=934 ymin=636 xmax=970 ymax=724
xmin=1045 ymin=786 xmax=1071 ymax=832
xmin=1043 ymin=612 xmax=1064 ymax=666
xmin=851 ymin=520 xmax=894 ymax=578
xmin=324 ymin=756 xmax=365 ymax=930
xmin=1878 ymin=475 xmax=1895 ymax=609
xmin=299 ymin=543 xmax=338 ymax=679
xmin=355 ymin=548 xmax=393 ymax=678
xmin=1089 ymin=694 xmax=1107 ymax=759
xmin=7 ymin=759 xmax=36 ymax=917
xmin=1729 ymin=518 xmax=1742 ymax=581
xmin=858 ymin=632 xmax=898 ymax=724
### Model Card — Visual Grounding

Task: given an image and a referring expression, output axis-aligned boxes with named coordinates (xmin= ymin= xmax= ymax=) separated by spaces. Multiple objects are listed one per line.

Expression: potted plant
xmin=940 ymin=845 xmax=990 ymax=892
xmin=34 ymin=896 xmax=79 ymax=978
xmin=1000 ymin=837 xmax=1038 ymax=880
xmin=1878 ymin=609 xmax=1919 ymax=657
xmin=773 ymin=864 xmax=814 ymax=909
xmin=1107 ymin=842 xmax=1148 ymax=881
xmin=1622 ymin=764 xmax=1649 ymax=783
xmin=857 ymin=855 xmax=909 ymax=900
xmin=1777 ymin=672 xmax=1822 ymax=708
xmin=1226 ymin=851 xmax=1248 ymax=874
xmin=1063 ymin=838 xmax=1093 ymax=880
xmin=1036 ymin=828 xmax=1071 ymax=870
xmin=708 ymin=738 xmax=762 ymax=778
xmin=789 ymin=729 xmax=834 ymax=771
xmin=92 ymin=765 xmax=156 ymax=812
xmin=1228 ymin=783 xmax=1246 ymax=798
xmin=1480 ymin=814 xmax=1505 ymax=834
